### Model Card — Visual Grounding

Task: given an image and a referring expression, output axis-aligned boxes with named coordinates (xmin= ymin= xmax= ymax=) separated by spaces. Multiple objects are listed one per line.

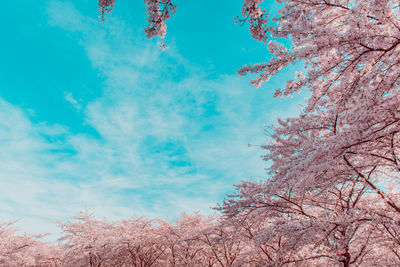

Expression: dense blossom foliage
xmin=0 ymin=221 xmax=62 ymax=266
xmin=4 ymin=0 xmax=400 ymax=266
xmin=98 ymin=0 xmax=116 ymax=22
xmin=143 ymin=0 xmax=176 ymax=50
xmin=224 ymin=0 xmax=400 ymax=265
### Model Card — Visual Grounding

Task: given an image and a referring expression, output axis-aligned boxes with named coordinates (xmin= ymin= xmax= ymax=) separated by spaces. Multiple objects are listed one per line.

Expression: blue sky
xmin=0 ymin=0 xmax=305 ymax=238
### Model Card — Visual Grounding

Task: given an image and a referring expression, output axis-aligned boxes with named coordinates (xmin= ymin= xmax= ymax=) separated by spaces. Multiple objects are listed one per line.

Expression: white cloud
xmin=64 ymin=92 xmax=82 ymax=110
xmin=47 ymin=1 xmax=89 ymax=32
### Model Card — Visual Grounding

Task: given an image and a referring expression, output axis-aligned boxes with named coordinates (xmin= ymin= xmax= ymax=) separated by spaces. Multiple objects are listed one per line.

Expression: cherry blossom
xmin=3 ymin=1 xmax=400 ymax=266
xmin=98 ymin=0 xmax=115 ymax=22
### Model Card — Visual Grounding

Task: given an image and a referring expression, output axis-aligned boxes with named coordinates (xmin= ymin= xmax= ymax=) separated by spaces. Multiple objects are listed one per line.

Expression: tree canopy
xmin=2 ymin=0 xmax=400 ymax=266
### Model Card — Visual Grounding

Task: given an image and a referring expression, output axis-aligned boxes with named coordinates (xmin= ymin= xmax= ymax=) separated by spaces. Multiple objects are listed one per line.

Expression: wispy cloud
xmin=64 ymin=92 xmax=82 ymax=110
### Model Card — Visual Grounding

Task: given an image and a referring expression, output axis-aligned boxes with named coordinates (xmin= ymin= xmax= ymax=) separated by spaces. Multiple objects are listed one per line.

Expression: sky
xmin=0 ymin=0 xmax=305 ymax=239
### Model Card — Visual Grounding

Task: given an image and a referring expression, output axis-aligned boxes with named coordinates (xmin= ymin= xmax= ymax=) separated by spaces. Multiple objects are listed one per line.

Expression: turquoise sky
xmin=0 ymin=0 xmax=304 ymax=238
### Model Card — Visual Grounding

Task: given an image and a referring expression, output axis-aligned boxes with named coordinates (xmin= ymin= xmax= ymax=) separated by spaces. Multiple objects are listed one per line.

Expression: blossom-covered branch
xmin=98 ymin=0 xmax=176 ymax=49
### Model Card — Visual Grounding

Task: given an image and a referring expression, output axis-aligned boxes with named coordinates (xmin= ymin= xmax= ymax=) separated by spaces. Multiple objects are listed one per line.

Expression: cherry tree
xmin=224 ymin=2 xmax=400 ymax=260
xmin=57 ymin=211 xmax=119 ymax=266
xmin=112 ymin=217 xmax=168 ymax=266
xmin=0 ymin=220 xmax=62 ymax=266
xmin=162 ymin=213 xmax=215 ymax=266
xmin=212 ymin=180 xmax=385 ymax=267
xmin=196 ymin=220 xmax=244 ymax=267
